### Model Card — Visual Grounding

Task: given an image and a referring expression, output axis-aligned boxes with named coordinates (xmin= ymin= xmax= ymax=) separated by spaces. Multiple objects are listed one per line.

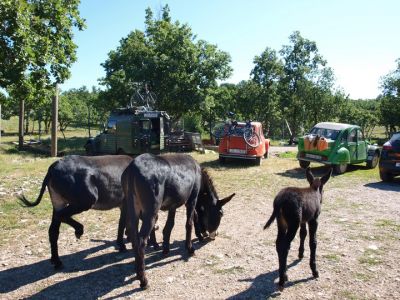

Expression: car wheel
xmin=299 ymin=160 xmax=310 ymax=169
xmin=366 ymin=152 xmax=379 ymax=169
xmin=255 ymin=157 xmax=262 ymax=166
xmin=334 ymin=163 xmax=347 ymax=174
xmin=219 ymin=156 xmax=225 ymax=164
xmin=379 ymin=170 xmax=393 ymax=182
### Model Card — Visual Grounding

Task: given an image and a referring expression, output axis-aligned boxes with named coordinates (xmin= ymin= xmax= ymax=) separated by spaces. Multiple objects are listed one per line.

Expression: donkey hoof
xmin=140 ymin=279 xmax=149 ymax=290
xmin=298 ymin=252 xmax=304 ymax=260
xmin=118 ymin=243 xmax=127 ymax=252
xmin=284 ymin=274 xmax=288 ymax=282
xmin=162 ymin=248 xmax=170 ymax=255
xmin=278 ymin=284 xmax=284 ymax=292
xmin=75 ymin=225 xmax=84 ymax=239
xmin=152 ymin=243 xmax=160 ymax=250
xmin=313 ymin=270 xmax=319 ymax=278
xmin=187 ymin=247 xmax=195 ymax=256
xmin=51 ymin=259 xmax=63 ymax=270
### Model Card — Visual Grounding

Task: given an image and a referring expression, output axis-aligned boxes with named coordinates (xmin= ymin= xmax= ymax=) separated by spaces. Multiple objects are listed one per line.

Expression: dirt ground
xmin=1 ymin=151 xmax=399 ymax=299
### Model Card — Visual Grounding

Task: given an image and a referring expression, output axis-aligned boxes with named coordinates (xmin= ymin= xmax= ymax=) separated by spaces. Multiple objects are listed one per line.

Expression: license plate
xmin=396 ymin=162 xmax=400 ymax=167
xmin=229 ymin=148 xmax=246 ymax=154
xmin=305 ymin=153 xmax=322 ymax=160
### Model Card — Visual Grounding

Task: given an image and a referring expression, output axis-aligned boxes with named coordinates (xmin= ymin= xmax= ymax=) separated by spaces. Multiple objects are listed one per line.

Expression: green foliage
xmin=99 ymin=5 xmax=232 ymax=119
xmin=379 ymin=58 xmax=400 ymax=135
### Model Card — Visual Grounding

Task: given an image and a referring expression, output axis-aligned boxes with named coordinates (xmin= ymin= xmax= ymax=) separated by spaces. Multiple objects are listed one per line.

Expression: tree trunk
xmin=51 ymin=84 xmax=58 ymax=157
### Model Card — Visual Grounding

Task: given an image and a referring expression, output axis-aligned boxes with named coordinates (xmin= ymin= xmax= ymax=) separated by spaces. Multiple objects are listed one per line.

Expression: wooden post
xmin=51 ymin=84 xmax=58 ymax=157
xmin=0 ymin=104 xmax=2 ymax=145
xmin=18 ymin=99 xmax=25 ymax=150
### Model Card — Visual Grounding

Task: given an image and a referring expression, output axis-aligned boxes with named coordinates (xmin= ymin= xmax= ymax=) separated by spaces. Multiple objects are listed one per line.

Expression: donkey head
xmin=306 ymin=167 xmax=332 ymax=197
xmin=198 ymin=169 xmax=235 ymax=239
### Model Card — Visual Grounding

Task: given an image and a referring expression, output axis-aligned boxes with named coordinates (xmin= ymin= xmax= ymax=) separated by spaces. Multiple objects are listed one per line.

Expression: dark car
xmin=379 ymin=132 xmax=400 ymax=181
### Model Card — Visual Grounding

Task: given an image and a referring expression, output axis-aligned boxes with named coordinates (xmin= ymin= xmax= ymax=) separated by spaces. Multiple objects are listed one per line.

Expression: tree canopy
xmin=100 ymin=5 xmax=232 ymax=119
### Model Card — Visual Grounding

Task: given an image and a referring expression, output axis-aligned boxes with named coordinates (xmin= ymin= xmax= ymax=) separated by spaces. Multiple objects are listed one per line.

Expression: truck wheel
xmin=255 ymin=157 xmax=262 ymax=166
xmin=85 ymin=143 xmax=95 ymax=156
xmin=366 ymin=152 xmax=379 ymax=169
xmin=379 ymin=170 xmax=393 ymax=182
xmin=299 ymin=160 xmax=310 ymax=169
xmin=334 ymin=163 xmax=347 ymax=174
xmin=219 ymin=156 xmax=225 ymax=164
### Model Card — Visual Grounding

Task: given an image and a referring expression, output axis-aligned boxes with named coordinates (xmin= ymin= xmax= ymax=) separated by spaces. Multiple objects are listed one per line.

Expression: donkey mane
xmin=201 ymin=168 xmax=218 ymax=199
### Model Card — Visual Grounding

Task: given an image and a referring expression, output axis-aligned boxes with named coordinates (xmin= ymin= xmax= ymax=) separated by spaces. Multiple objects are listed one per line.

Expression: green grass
xmin=375 ymin=219 xmax=400 ymax=231
xmin=358 ymin=248 xmax=383 ymax=266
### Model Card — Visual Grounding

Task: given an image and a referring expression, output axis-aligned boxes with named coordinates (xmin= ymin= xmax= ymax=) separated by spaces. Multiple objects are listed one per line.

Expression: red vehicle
xmin=218 ymin=121 xmax=270 ymax=165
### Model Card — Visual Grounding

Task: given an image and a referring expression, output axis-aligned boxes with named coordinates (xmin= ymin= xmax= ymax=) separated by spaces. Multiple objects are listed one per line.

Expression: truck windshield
xmin=309 ymin=127 xmax=340 ymax=140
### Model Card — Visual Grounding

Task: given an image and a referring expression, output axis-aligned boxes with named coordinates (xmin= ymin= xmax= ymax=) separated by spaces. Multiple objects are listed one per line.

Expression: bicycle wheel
xmin=243 ymin=128 xmax=260 ymax=148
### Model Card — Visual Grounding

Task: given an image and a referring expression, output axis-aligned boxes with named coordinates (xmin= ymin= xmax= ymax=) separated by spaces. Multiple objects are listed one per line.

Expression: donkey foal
xmin=264 ymin=167 xmax=332 ymax=291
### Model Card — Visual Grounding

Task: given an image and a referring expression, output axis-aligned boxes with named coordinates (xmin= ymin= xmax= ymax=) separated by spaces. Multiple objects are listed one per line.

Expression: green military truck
xmin=297 ymin=122 xmax=381 ymax=174
xmin=85 ymin=108 xmax=170 ymax=155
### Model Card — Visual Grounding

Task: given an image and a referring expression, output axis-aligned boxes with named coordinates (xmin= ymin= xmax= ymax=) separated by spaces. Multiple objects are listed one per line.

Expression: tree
xmin=250 ymin=47 xmax=284 ymax=136
xmin=100 ymin=5 xmax=232 ymax=119
xmin=380 ymin=58 xmax=400 ymax=135
xmin=278 ymin=31 xmax=334 ymax=143
xmin=0 ymin=0 xmax=85 ymax=148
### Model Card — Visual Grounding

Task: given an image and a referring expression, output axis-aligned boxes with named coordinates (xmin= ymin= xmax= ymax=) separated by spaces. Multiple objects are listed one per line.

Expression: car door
xmin=356 ymin=130 xmax=367 ymax=162
xmin=347 ymin=128 xmax=357 ymax=162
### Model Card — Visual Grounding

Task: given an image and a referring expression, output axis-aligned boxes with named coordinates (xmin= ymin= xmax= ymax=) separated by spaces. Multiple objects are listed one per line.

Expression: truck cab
xmin=85 ymin=108 xmax=170 ymax=155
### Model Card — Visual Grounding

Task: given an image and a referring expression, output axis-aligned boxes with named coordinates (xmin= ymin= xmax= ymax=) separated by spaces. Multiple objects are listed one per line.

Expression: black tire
xmin=219 ymin=156 xmax=226 ymax=164
xmin=255 ymin=157 xmax=262 ymax=166
xmin=299 ymin=160 xmax=310 ymax=169
xmin=379 ymin=170 xmax=393 ymax=182
xmin=334 ymin=163 xmax=347 ymax=174
xmin=366 ymin=152 xmax=379 ymax=169
xmin=85 ymin=142 xmax=95 ymax=156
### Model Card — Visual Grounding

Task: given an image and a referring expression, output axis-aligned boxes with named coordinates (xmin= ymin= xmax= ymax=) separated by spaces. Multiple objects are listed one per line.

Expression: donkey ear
xmin=321 ymin=167 xmax=333 ymax=186
xmin=305 ymin=167 xmax=315 ymax=186
xmin=219 ymin=193 xmax=235 ymax=206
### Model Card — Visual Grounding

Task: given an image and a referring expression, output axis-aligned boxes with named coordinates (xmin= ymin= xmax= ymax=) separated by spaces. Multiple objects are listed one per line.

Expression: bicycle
xmin=214 ymin=113 xmax=261 ymax=148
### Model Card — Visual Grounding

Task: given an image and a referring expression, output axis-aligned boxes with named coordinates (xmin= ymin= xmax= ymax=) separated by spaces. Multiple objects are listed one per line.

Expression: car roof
xmin=313 ymin=122 xmax=358 ymax=130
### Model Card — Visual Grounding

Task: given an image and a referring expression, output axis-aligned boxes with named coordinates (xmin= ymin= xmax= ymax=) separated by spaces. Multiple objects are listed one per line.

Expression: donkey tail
xmin=264 ymin=208 xmax=277 ymax=229
xmin=18 ymin=171 xmax=51 ymax=207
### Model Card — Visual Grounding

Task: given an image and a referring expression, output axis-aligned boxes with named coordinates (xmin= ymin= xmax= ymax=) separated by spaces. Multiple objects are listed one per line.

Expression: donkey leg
xmin=308 ymin=219 xmax=319 ymax=278
xmin=276 ymin=226 xmax=288 ymax=290
xmin=298 ymin=223 xmax=307 ymax=259
xmin=193 ymin=210 xmax=204 ymax=242
xmin=56 ymin=202 xmax=92 ymax=238
xmin=116 ymin=206 xmax=127 ymax=252
xmin=277 ymin=221 xmax=299 ymax=291
xmin=162 ymin=209 xmax=176 ymax=254
xmin=49 ymin=210 xmax=62 ymax=269
xmin=148 ymin=214 xmax=159 ymax=250
xmin=137 ymin=214 xmax=157 ymax=289
xmin=185 ymin=201 xmax=196 ymax=255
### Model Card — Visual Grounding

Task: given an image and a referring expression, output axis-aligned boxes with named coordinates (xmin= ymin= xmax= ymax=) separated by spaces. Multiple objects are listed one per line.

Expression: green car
xmin=297 ymin=122 xmax=380 ymax=174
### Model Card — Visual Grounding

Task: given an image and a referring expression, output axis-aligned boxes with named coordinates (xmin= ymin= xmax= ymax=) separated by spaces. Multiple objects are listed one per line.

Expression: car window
xmin=340 ymin=130 xmax=348 ymax=143
xmin=106 ymin=120 xmax=117 ymax=133
xmin=309 ymin=127 xmax=340 ymax=140
xmin=348 ymin=129 xmax=357 ymax=142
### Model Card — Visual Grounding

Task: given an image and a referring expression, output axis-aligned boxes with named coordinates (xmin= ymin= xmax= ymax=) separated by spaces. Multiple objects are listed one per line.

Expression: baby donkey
xmin=264 ymin=167 xmax=332 ymax=291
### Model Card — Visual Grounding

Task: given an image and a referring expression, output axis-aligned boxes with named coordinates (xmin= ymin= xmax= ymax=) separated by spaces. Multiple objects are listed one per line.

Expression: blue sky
xmin=60 ymin=0 xmax=400 ymax=99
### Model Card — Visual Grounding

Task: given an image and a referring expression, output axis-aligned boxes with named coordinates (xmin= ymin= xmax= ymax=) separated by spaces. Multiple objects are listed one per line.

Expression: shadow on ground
xmin=0 ymin=237 xmax=208 ymax=299
xmin=227 ymin=259 xmax=316 ymax=299
xmin=364 ymin=179 xmax=400 ymax=192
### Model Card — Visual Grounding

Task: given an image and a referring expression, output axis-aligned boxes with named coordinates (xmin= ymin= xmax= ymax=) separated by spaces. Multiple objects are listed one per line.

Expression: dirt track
xmin=1 ymin=153 xmax=399 ymax=299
